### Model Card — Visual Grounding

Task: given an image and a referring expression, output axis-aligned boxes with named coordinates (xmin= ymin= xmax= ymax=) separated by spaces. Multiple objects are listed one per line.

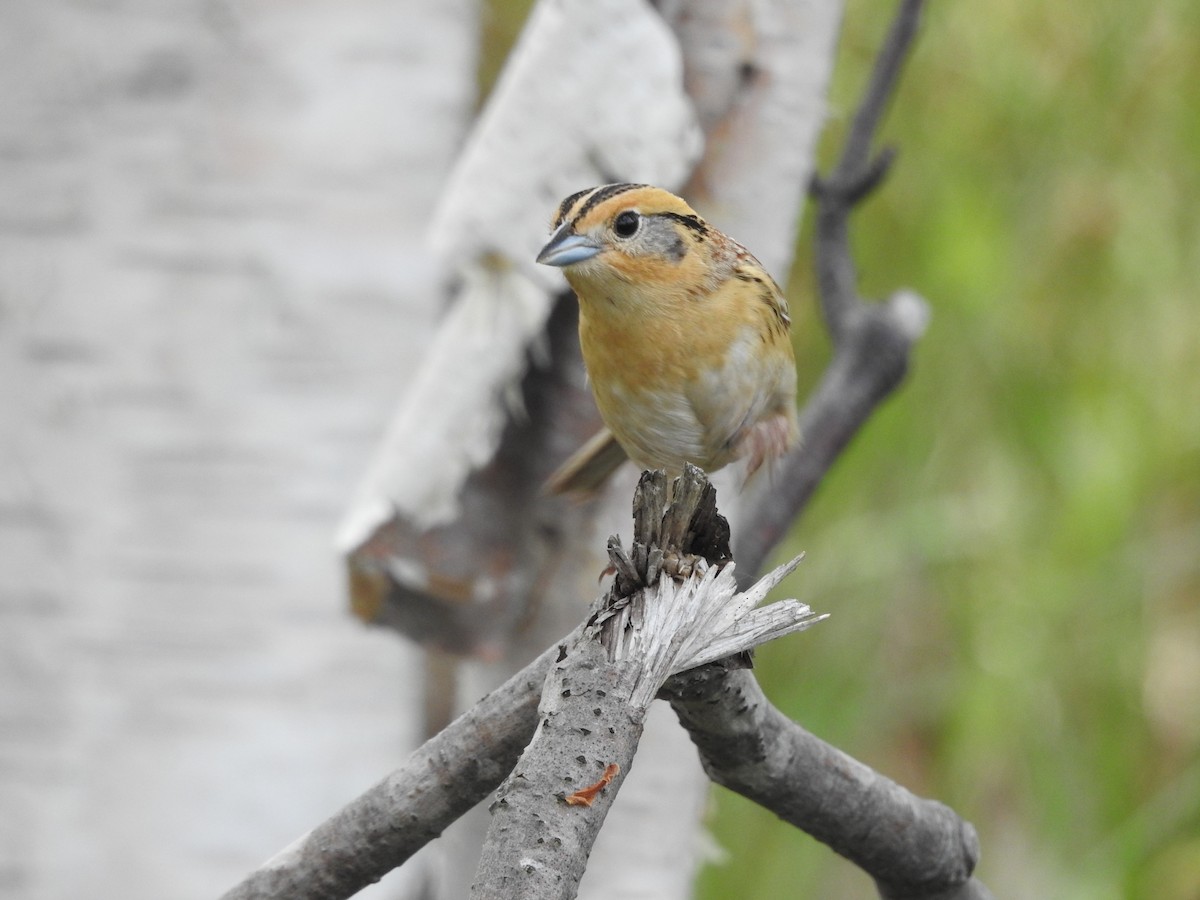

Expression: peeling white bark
xmin=429 ymin=0 xmax=703 ymax=286
xmin=338 ymin=0 xmax=703 ymax=551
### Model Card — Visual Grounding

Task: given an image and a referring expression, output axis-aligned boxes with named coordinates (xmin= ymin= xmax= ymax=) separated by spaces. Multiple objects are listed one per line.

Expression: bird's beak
xmin=536 ymin=227 xmax=602 ymax=268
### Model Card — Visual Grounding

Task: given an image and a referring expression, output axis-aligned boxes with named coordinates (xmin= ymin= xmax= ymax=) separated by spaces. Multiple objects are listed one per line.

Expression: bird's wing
xmin=685 ymin=321 xmax=797 ymax=469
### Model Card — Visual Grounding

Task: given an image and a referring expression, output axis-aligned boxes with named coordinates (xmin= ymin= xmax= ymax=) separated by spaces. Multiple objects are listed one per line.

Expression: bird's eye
xmin=612 ymin=210 xmax=640 ymax=239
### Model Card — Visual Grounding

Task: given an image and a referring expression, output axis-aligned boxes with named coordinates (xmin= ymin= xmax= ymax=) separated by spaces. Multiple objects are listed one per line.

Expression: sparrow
xmin=537 ymin=183 xmax=798 ymax=494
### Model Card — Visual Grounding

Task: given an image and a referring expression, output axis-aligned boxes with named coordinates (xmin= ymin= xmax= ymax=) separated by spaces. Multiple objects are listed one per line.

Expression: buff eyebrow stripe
xmin=574 ymin=183 xmax=645 ymax=222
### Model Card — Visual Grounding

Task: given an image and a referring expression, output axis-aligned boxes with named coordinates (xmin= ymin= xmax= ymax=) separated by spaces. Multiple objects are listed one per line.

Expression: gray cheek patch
xmin=637 ymin=217 xmax=689 ymax=263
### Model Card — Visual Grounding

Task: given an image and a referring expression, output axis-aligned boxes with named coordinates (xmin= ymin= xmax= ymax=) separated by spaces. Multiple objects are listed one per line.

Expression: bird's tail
xmin=544 ymin=426 xmax=628 ymax=495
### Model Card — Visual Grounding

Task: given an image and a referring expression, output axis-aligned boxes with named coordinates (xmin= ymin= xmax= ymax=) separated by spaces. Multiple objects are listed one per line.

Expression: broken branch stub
xmin=470 ymin=466 xmax=823 ymax=899
xmin=592 ymin=466 xmax=821 ymax=707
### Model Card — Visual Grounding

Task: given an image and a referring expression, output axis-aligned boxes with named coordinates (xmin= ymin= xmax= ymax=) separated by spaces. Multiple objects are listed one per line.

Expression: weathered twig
xmin=470 ymin=467 xmax=824 ymax=899
xmin=736 ymin=0 xmax=930 ymax=580
xmin=219 ymin=639 xmax=567 ymax=900
xmin=225 ymin=468 xmax=821 ymax=900
xmin=662 ymin=666 xmax=993 ymax=900
xmin=224 ymin=461 xmax=985 ymax=899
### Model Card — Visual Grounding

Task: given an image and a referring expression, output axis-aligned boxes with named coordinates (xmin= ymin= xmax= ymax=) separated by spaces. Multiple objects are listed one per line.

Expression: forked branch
xmin=470 ymin=466 xmax=824 ymax=899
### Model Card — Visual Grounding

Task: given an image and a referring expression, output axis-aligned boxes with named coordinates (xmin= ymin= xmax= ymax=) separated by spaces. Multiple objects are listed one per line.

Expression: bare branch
xmin=662 ymin=666 xmax=992 ymax=900
xmin=225 ymin=463 xmax=986 ymax=900
xmin=471 ymin=467 xmax=823 ymax=898
xmin=840 ymin=0 xmax=925 ymax=183
xmin=735 ymin=0 xmax=931 ymax=579
xmin=219 ymin=638 xmax=567 ymax=900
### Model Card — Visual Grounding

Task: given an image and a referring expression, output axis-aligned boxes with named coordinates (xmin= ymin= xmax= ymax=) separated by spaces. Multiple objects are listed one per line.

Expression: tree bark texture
xmin=221 ymin=638 xmax=568 ymax=900
xmin=663 ymin=667 xmax=993 ymax=900
xmin=470 ymin=642 xmax=643 ymax=900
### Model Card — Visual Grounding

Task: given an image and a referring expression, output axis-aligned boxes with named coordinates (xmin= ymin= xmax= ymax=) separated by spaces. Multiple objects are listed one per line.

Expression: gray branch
xmin=470 ymin=467 xmax=823 ymax=899
xmin=222 ymin=468 xmax=986 ymax=899
xmin=218 ymin=639 xmax=566 ymax=900
xmin=662 ymin=666 xmax=993 ymax=900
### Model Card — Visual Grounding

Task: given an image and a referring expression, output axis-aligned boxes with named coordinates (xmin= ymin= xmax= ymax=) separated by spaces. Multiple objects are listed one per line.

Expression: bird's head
xmin=536 ymin=184 xmax=715 ymax=299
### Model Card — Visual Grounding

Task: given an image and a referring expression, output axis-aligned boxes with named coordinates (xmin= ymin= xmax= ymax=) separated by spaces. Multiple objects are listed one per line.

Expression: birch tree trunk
xmin=0 ymin=2 xmax=475 ymax=897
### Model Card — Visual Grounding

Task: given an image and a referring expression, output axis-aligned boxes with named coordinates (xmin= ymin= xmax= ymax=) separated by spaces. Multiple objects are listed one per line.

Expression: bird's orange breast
xmin=569 ymin=260 xmax=789 ymax=472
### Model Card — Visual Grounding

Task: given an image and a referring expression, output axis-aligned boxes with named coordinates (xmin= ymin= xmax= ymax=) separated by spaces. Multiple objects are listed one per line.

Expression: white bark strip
xmin=661 ymin=0 xmax=846 ymax=281
xmin=338 ymin=0 xmax=703 ymax=549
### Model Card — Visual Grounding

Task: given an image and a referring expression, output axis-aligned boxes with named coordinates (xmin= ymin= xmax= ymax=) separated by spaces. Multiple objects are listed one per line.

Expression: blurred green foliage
xmin=482 ymin=0 xmax=1200 ymax=896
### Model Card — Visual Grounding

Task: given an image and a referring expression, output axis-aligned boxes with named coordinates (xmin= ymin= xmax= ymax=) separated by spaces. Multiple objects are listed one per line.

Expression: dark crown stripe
xmin=572 ymin=182 xmax=646 ymax=224
xmin=553 ymin=188 xmax=593 ymax=229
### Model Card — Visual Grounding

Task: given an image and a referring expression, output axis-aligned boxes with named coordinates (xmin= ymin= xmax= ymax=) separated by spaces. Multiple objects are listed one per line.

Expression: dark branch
xmin=735 ymin=0 xmax=930 ymax=579
xmin=842 ymin=0 xmax=925 ymax=180
xmin=810 ymin=144 xmax=897 ymax=208
xmin=662 ymin=666 xmax=992 ymax=900
xmin=815 ymin=0 xmax=925 ymax=339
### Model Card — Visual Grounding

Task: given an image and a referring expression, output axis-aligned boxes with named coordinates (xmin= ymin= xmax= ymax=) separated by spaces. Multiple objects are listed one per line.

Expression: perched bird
xmin=537 ymin=183 xmax=798 ymax=493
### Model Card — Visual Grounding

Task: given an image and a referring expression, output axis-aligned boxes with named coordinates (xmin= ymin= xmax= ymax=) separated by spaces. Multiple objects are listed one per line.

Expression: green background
xmin=486 ymin=1 xmax=1200 ymax=896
